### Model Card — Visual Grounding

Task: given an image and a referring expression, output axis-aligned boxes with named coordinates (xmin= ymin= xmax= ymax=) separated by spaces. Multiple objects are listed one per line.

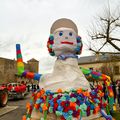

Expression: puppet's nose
xmin=65 ymin=37 xmax=68 ymax=39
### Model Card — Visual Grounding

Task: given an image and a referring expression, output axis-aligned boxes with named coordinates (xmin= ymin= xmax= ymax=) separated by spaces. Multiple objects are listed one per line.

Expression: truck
xmin=0 ymin=84 xmax=8 ymax=107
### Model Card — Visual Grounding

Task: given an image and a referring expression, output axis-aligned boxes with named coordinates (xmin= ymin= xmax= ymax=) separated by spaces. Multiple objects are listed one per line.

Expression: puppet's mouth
xmin=61 ymin=41 xmax=73 ymax=45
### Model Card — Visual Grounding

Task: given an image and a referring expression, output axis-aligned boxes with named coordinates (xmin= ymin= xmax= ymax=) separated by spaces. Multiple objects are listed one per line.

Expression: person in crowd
xmin=116 ymin=83 xmax=120 ymax=107
xmin=112 ymin=81 xmax=117 ymax=103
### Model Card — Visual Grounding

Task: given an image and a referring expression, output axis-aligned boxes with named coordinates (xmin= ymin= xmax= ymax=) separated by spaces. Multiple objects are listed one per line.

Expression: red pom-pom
xmin=53 ymin=98 xmax=57 ymax=103
xmin=60 ymin=116 xmax=65 ymax=120
xmin=60 ymin=101 xmax=66 ymax=107
xmin=72 ymin=109 xmax=80 ymax=117
xmin=63 ymin=107 xmax=69 ymax=112
xmin=54 ymin=103 xmax=58 ymax=110
xmin=49 ymin=40 xmax=54 ymax=44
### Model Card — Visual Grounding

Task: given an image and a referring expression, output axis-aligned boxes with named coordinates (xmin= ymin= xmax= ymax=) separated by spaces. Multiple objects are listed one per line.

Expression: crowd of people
xmin=26 ymin=84 xmax=39 ymax=92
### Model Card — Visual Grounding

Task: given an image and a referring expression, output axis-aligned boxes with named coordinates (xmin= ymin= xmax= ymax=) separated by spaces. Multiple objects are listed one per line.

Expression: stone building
xmin=0 ymin=57 xmax=39 ymax=84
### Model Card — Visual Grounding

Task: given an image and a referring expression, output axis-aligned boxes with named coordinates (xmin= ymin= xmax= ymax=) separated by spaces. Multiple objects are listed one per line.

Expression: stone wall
xmin=0 ymin=58 xmax=39 ymax=84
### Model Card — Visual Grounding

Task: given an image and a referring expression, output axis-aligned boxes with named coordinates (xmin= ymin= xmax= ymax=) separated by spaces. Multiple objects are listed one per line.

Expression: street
xmin=0 ymin=93 xmax=31 ymax=120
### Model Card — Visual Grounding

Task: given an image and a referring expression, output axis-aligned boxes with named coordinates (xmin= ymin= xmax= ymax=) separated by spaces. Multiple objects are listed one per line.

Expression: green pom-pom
xmin=96 ymin=99 xmax=100 ymax=103
xmin=60 ymin=96 xmax=66 ymax=101
xmin=70 ymin=89 xmax=76 ymax=92
xmin=49 ymin=44 xmax=52 ymax=49
xmin=80 ymin=103 xmax=87 ymax=110
xmin=50 ymin=52 xmax=55 ymax=56
xmin=76 ymin=105 xmax=79 ymax=110
xmin=53 ymin=94 xmax=58 ymax=98
xmin=55 ymin=111 xmax=63 ymax=116
xmin=90 ymin=110 xmax=93 ymax=114
xmin=68 ymin=110 xmax=73 ymax=115
xmin=40 ymin=103 xmax=44 ymax=107
xmin=49 ymin=107 xmax=53 ymax=113
xmin=70 ymin=97 xmax=76 ymax=102
xmin=66 ymin=115 xmax=72 ymax=120
xmin=81 ymin=111 xmax=87 ymax=117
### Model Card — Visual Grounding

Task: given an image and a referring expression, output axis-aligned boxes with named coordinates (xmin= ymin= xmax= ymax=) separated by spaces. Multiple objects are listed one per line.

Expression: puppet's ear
xmin=47 ymin=34 xmax=55 ymax=56
xmin=75 ymin=36 xmax=83 ymax=54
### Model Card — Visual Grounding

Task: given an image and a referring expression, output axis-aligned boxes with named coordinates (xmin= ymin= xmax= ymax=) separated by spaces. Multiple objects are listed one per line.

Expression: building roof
xmin=0 ymin=57 xmax=15 ymax=61
xmin=78 ymin=54 xmax=120 ymax=65
xmin=27 ymin=58 xmax=39 ymax=62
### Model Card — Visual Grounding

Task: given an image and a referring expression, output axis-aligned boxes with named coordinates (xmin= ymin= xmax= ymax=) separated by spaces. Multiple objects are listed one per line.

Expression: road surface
xmin=0 ymin=93 xmax=31 ymax=120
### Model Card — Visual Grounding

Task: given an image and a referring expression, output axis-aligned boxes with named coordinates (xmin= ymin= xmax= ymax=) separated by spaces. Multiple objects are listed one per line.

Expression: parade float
xmin=7 ymin=82 xmax=26 ymax=99
xmin=16 ymin=18 xmax=115 ymax=120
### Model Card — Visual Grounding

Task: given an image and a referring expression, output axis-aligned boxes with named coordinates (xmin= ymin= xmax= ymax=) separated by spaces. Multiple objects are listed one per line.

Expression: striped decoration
xmin=16 ymin=44 xmax=24 ymax=75
xmin=16 ymin=44 xmax=42 ymax=81
xmin=80 ymin=67 xmax=114 ymax=110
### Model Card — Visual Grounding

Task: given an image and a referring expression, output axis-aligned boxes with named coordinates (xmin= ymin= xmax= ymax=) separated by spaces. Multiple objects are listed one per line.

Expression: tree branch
xmin=110 ymin=37 xmax=120 ymax=41
xmin=108 ymin=41 xmax=120 ymax=51
xmin=98 ymin=41 xmax=107 ymax=51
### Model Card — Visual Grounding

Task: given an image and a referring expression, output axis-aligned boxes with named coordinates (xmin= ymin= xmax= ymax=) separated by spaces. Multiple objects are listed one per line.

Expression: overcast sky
xmin=0 ymin=0 xmax=120 ymax=73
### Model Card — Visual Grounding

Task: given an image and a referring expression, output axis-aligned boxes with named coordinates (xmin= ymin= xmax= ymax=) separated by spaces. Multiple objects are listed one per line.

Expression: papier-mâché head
xmin=47 ymin=18 xmax=83 ymax=57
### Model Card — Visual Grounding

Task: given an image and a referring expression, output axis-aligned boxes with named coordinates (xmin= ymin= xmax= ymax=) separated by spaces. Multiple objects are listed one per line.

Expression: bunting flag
xmin=16 ymin=44 xmax=42 ymax=81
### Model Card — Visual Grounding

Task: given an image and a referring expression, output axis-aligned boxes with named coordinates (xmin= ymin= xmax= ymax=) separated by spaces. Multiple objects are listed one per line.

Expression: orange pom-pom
xmin=37 ymin=92 xmax=41 ymax=98
xmin=43 ymin=95 xmax=46 ymax=100
xmin=22 ymin=115 xmax=26 ymax=120
xmin=34 ymin=104 xmax=39 ymax=109
xmin=95 ymin=106 xmax=100 ymax=113
xmin=40 ymin=89 xmax=45 ymax=95
xmin=57 ymin=88 xmax=62 ymax=93
xmin=83 ymin=91 xmax=90 ymax=97
xmin=42 ymin=104 xmax=48 ymax=111
xmin=77 ymin=88 xmax=82 ymax=94
xmin=70 ymin=102 xmax=76 ymax=107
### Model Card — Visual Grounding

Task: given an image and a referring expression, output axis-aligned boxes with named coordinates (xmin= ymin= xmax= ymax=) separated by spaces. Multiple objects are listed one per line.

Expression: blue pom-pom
xmin=49 ymin=100 xmax=54 ymax=106
xmin=76 ymin=36 xmax=81 ymax=43
xmin=65 ymin=95 xmax=70 ymax=100
xmin=57 ymin=99 xmax=62 ymax=105
xmin=39 ymin=107 xmax=43 ymax=112
xmin=46 ymin=90 xmax=51 ymax=95
xmin=49 ymin=34 xmax=54 ymax=41
xmin=34 ymin=73 xmax=42 ymax=81
xmin=90 ymin=104 xmax=95 ymax=110
xmin=57 ymin=105 xmax=63 ymax=111
xmin=63 ymin=112 xmax=69 ymax=119
xmin=36 ymin=99 xmax=43 ymax=104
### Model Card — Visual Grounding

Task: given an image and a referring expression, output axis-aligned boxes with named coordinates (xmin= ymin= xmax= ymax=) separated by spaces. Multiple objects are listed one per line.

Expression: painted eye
xmin=59 ymin=31 xmax=63 ymax=36
xmin=69 ymin=32 xmax=72 ymax=36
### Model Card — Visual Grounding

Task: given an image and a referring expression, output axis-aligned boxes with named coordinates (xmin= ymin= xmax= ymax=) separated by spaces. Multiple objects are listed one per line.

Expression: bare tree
xmin=88 ymin=4 xmax=120 ymax=55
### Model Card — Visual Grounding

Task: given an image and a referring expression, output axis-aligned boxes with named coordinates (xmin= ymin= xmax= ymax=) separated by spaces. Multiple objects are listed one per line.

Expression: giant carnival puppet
xmin=16 ymin=18 xmax=115 ymax=120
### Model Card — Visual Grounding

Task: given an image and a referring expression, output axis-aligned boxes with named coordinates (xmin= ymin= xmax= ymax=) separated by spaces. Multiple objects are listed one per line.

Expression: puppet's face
xmin=52 ymin=28 xmax=77 ymax=56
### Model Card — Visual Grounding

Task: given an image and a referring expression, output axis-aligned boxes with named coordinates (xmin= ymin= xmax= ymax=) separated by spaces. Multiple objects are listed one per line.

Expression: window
xmin=89 ymin=67 xmax=93 ymax=70
xmin=114 ymin=66 xmax=119 ymax=75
